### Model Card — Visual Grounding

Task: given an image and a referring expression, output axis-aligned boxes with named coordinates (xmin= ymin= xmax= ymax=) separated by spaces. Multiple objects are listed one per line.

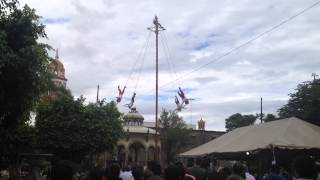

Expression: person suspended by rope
xmin=125 ymin=92 xmax=136 ymax=110
xmin=178 ymin=87 xmax=189 ymax=105
xmin=175 ymin=95 xmax=185 ymax=112
xmin=116 ymin=85 xmax=126 ymax=103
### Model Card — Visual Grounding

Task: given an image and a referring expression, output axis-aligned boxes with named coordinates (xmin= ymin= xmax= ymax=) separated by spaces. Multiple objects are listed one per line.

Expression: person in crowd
xmin=293 ymin=156 xmax=316 ymax=180
xmin=89 ymin=166 xmax=104 ymax=180
xmin=51 ymin=163 xmax=74 ymax=180
xmin=280 ymin=168 xmax=290 ymax=180
xmin=218 ymin=167 xmax=232 ymax=180
xmin=144 ymin=161 xmax=156 ymax=180
xmin=186 ymin=159 xmax=206 ymax=180
xmin=263 ymin=165 xmax=285 ymax=180
xmin=200 ymin=158 xmax=210 ymax=180
xmin=0 ymin=166 xmax=9 ymax=180
xmin=315 ymin=161 xmax=320 ymax=180
xmin=227 ymin=175 xmax=243 ymax=180
xmin=147 ymin=161 xmax=164 ymax=180
xmin=120 ymin=166 xmax=133 ymax=180
xmin=108 ymin=163 xmax=122 ymax=180
xmin=232 ymin=162 xmax=246 ymax=180
xmin=175 ymin=161 xmax=196 ymax=180
xmin=207 ymin=167 xmax=219 ymax=180
xmin=244 ymin=164 xmax=256 ymax=180
xmin=132 ymin=164 xmax=144 ymax=180
xmin=24 ymin=165 xmax=41 ymax=180
xmin=165 ymin=164 xmax=184 ymax=180
xmin=102 ymin=166 xmax=108 ymax=180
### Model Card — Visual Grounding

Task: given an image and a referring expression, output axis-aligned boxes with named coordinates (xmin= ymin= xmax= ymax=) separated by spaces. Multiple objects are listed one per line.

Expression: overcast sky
xmin=21 ymin=0 xmax=320 ymax=131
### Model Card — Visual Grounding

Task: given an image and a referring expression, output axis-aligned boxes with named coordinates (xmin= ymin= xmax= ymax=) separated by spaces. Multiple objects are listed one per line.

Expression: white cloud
xmin=20 ymin=0 xmax=320 ymax=130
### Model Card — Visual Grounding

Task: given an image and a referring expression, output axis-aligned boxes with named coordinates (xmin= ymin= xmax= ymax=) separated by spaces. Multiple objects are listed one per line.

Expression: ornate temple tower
xmin=48 ymin=49 xmax=67 ymax=88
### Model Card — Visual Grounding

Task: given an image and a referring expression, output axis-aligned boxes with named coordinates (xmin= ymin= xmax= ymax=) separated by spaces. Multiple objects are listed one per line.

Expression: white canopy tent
xmin=180 ymin=117 xmax=320 ymax=157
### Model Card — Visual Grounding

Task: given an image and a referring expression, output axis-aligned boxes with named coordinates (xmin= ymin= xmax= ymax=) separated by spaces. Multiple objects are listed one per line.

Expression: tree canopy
xmin=159 ymin=109 xmax=192 ymax=163
xmin=263 ymin=113 xmax=278 ymax=122
xmin=278 ymin=77 xmax=320 ymax=126
xmin=225 ymin=113 xmax=257 ymax=131
xmin=36 ymin=95 xmax=123 ymax=161
xmin=0 ymin=1 xmax=51 ymax=129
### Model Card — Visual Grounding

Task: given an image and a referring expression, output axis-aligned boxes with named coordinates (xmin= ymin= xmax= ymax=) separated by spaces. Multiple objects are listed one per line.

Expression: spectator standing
xmin=108 ymin=163 xmax=123 ymax=180
xmin=51 ymin=163 xmax=74 ymax=180
xmin=232 ymin=162 xmax=246 ymax=180
xmin=132 ymin=164 xmax=144 ymax=180
xmin=147 ymin=161 xmax=164 ymax=180
xmin=175 ymin=161 xmax=196 ymax=180
xmin=294 ymin=156 xmax=315 ymax=180
xmin=218 ymin=167 xmax=232 ymax=180
xmin=263 ymin=165 xmax=285 ymax=180
xmin=186 ymin=159 xmax=206 ymax=180
xmin=144 ymin=161 xmax=156 ymax=180
xmin=120 ymin=166 xmax=133 ymax=180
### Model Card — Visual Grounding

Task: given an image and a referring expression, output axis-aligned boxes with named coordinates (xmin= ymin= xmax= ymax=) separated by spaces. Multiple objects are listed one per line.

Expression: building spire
xmin=55 ymin=48 xmax=59 ymax=59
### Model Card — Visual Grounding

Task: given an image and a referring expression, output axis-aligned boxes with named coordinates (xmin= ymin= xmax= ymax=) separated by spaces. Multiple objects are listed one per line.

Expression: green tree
xmin=263 ymin=114 xmax=277 ymax=122
xmin=36 ymin=95 xmax=123 ymax=162
xmin=0 ymin=0 xmax=17 ymax=12
xmin=84 ymin=101 xmax=123 ymax=153
xmin=225 ymin=113 xmax=257 ymax=131
xmin=0 ymin=0 xmax=51 ymax=164
xmin=0 ymin=1 xmax=51 ymax=129
xmin=0 ymin=120 xmax=37 ymax=164
xmin=278 ymin=77 xmax=320 ymax=126
xmin=159 ymin=109 xmax=192 ymax=163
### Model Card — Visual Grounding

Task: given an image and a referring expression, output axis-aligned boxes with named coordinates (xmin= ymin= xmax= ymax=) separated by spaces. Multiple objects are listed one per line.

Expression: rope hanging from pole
xmin=123 ymin=34 xmax=151 ymax=110
xmin=115 ymin=32 xmax=151 ymax=105
xmin=159 ymin=30 xmax=191 ymax=112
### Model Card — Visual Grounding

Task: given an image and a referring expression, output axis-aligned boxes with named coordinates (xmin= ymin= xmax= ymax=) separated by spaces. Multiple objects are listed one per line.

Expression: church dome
xmin=124 ymin=112 xmax=144 ymax=120
xmin=48 ymin=49 xmax=67 ymax=81
xmin=123 ymin=109 xmax=144 ymax=126
xmin=48 ymin=59 xmax=65 ymax=72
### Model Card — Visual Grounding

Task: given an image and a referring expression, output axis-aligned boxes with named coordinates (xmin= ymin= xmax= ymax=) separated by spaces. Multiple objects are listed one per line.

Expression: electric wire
xmin=159 ymin=33 xmax=177 ymax=91
xmin=156 ymin=0 xmax=320 ymax=90
xmin=134 ymin=33 xmax=151 ymax=93
xmin=162 ymin=31 xmax=182 ymax=87
xmin=125 ymin=31 xmax=152 ymax=88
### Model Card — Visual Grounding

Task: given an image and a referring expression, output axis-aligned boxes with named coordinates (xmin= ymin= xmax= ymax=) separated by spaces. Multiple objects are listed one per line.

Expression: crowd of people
xmin=56 ymin=155 xmax=319 ymax=180
xmin=1 ymin=155 xmax=319 ymax=180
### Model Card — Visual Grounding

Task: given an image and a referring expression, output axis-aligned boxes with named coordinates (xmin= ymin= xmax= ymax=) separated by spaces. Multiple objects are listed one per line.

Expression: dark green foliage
xmin=263 ymin=114 xmax=278 ymax=122
xmin=0 ymin=121 xmax=36 ymax=164
xmin=35 ymin=95 xmax=123 ymax=162
xmin=159 ymin=109 xmax=192 ymax=163
xmin=84 ymin=101 xmax=123 ymax=153
xmin=278 ymin=78 xmax=320 ymax=126
xmin=0 ymin=0 xmax=17 ymax=13
xmin=225 ymin=113 xmax=257 ymax=131
xmin=0 ymin=1 xmax=51 ymax=129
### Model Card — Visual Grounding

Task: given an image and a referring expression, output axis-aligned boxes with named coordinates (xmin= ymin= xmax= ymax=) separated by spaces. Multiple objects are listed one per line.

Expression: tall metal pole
xmin=260 ymin=97 xmax=263 ymax=123
xmin=148 ymin=16 xmax=165 ymax=162
xmin=96 ymin=84 xmax=100 ymax=103
xmin=155 ymin=16 xmax=159 ymax=161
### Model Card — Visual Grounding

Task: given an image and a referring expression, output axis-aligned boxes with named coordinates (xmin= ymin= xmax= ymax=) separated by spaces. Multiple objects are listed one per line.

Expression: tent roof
xmin=180 ymin=117 xmax=320 ymax=157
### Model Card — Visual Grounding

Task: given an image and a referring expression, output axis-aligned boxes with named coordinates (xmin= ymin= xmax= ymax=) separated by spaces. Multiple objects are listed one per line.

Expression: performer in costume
xmin=116 ymin=85 xmax=126 ymax=103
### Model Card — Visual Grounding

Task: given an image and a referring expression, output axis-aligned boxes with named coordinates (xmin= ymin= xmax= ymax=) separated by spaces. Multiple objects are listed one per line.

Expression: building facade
xmin=116 ymin=109 xmax=160 ymax=167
